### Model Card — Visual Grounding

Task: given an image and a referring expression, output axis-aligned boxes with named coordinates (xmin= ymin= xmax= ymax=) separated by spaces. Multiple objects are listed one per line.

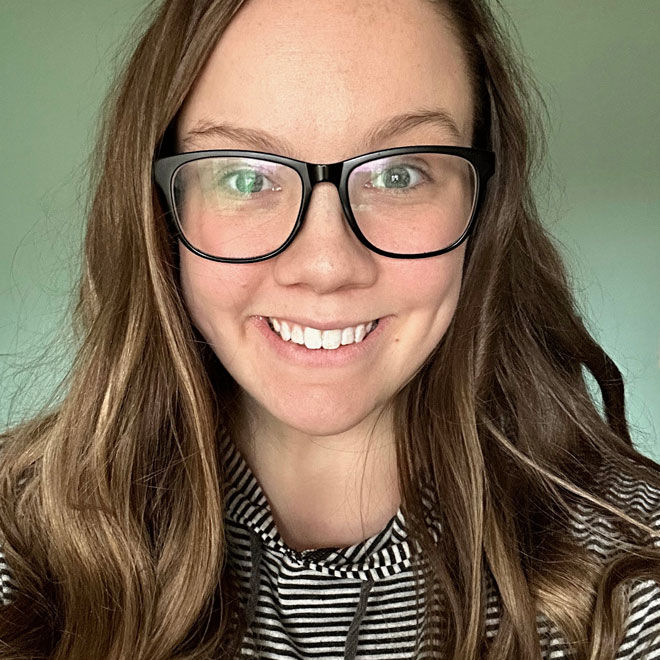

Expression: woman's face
xmin=177 ymin=0 xmax=474 ymax=439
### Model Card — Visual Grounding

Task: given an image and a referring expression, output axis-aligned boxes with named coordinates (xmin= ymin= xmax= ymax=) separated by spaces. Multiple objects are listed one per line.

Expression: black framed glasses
xmin=153 ymin=145 xmax=495 ymax=262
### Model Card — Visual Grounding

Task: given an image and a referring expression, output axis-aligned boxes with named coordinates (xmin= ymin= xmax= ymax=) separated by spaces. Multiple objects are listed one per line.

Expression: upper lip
xmin=260 ymin=315 xmax=382 ymax=331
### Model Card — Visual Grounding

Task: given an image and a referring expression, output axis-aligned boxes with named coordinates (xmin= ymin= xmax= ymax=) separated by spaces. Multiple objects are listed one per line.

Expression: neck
xmin=233 ymin=397 xmax=400 ymax=551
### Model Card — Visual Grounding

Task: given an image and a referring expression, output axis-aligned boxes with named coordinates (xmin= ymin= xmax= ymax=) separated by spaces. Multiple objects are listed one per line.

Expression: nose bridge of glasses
xmin=307 ymin=161 xmax=344 ymax=188
xmin=297 ymin=161 xmax=356 ymax=246
xmin=302 ymin=161 xmax=351 ymax=229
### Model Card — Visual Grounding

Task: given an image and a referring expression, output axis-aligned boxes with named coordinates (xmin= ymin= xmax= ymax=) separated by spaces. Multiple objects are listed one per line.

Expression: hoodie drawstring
xmin=246 ymin=530 xmax=264 ymax=629
xmin=246 ymin=529 xmax=375 ymax=660
xmin=344 ymin=577 xmax=374 ymax=660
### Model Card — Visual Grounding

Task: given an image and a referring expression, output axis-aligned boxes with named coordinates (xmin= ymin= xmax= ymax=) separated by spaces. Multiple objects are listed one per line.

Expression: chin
xmin=252 ymin=391 xmax=386 ymax=440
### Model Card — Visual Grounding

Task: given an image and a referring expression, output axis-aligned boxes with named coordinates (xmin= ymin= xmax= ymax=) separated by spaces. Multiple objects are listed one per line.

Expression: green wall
xmin=1 ymin=1 xmax=658 ymax=459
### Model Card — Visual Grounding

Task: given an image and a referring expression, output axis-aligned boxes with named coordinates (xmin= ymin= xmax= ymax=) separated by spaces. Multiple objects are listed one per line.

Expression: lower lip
xmin=250 ymin=315 xmax=391 ymax=367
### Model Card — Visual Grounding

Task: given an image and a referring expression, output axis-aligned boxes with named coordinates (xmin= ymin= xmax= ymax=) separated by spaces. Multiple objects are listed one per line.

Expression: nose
xmin=271 ymin=182 xmax=378 ymax=293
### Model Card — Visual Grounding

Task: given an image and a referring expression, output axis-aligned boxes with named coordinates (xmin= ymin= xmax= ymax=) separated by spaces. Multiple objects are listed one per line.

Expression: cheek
xmin=403 ymin=254 xmax=465 ymax=369
xmin=392 ymin=247 xmax=465 ymax=315
xmin=179 ymin=247 xmax=265 ymax=338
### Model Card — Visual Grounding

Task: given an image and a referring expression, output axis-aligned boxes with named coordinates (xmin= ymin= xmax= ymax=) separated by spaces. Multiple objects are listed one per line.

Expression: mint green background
xmin=1 ymin=2 xmax=659 ymax=459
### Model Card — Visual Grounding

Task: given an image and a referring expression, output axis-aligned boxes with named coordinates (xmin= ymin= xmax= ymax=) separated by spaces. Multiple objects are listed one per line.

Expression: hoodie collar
xmin=219 ymin=430 xmax=442 ymax=581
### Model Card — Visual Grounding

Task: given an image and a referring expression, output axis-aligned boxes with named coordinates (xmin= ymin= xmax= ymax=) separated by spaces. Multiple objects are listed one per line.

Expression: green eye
xmin=368 ymin=164 xmax=425 ymax=191
xmin=378 ymin=166 xmax=411 ymax=188
xmin=227 ymin=169 xmax=264 ymax=194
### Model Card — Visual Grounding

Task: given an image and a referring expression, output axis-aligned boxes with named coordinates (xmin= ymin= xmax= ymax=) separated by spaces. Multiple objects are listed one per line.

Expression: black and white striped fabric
xmin=1 ymin=434 xmax=659 ymax=659
xmin=220 ymin=435 xmax=660 ymax=659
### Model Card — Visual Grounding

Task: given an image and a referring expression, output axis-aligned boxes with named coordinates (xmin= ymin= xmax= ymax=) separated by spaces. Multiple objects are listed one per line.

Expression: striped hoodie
xmin=1 ymin=433 xmax=659 ymax=658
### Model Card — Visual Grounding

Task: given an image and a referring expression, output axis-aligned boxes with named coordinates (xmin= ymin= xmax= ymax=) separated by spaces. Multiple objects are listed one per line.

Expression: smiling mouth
xmin=266 ymin=317 xmax=380 ymax=350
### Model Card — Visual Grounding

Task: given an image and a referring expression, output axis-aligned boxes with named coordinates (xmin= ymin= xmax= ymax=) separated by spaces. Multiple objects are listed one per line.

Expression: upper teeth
xmin=268 ymin=317 xmax=377 ymax=350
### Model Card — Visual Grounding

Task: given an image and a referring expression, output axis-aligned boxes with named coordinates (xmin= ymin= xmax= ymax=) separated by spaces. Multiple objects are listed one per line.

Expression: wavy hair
xmin=1 ymin=1 xmax=659 ymax=658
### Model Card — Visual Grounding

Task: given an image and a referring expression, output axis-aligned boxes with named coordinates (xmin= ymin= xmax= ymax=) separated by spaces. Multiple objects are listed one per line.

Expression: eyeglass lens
xmin=171 ymin=153 xmax=477 ymax=259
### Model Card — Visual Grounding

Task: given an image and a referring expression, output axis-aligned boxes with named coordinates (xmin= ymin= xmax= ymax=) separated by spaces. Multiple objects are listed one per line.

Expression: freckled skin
xmin=177 ymin=0 xmax=473 ymax=444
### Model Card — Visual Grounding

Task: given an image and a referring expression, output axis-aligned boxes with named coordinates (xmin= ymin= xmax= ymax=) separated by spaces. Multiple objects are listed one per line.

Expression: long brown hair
xmin=1 ymin=1 xmax=658 ymax=658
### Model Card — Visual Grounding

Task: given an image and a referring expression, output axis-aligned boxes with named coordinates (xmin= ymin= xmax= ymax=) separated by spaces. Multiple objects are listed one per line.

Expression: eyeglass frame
xmin=153 ymin=145 xmax=496 ymax=263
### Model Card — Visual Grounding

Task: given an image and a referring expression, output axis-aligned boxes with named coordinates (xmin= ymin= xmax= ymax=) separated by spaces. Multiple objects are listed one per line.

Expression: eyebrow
xmin=180 ymin=109 xmax=464 ymax=157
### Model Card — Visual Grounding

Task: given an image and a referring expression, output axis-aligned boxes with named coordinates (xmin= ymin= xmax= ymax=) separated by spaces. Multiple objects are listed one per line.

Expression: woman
xmin=0 ymin=0 xmax=658 ymax=658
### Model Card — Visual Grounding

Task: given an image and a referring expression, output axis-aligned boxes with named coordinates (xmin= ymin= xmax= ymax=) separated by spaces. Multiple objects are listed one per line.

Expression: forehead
xmin=178 ymin=0 xmax=474 ymax=160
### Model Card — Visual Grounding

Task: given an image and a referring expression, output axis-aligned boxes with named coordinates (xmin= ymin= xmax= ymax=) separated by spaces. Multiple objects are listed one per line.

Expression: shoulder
xmin=598 ymin=461 xmax=660 ymax=526
xmin=568 ymin=461 xmax=660 ymax=560
xmin=0 ymin=434 xmax=25 ymax=606
xmin=0 ymin=542 xmax=16 ymax=605
xmin=612 ymin=578 xmax=660 ymax=659
xmin=534 ymin=578 xmax=660 ymax=659
xmin=568 ymin=463 xmax=660 ymax=658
